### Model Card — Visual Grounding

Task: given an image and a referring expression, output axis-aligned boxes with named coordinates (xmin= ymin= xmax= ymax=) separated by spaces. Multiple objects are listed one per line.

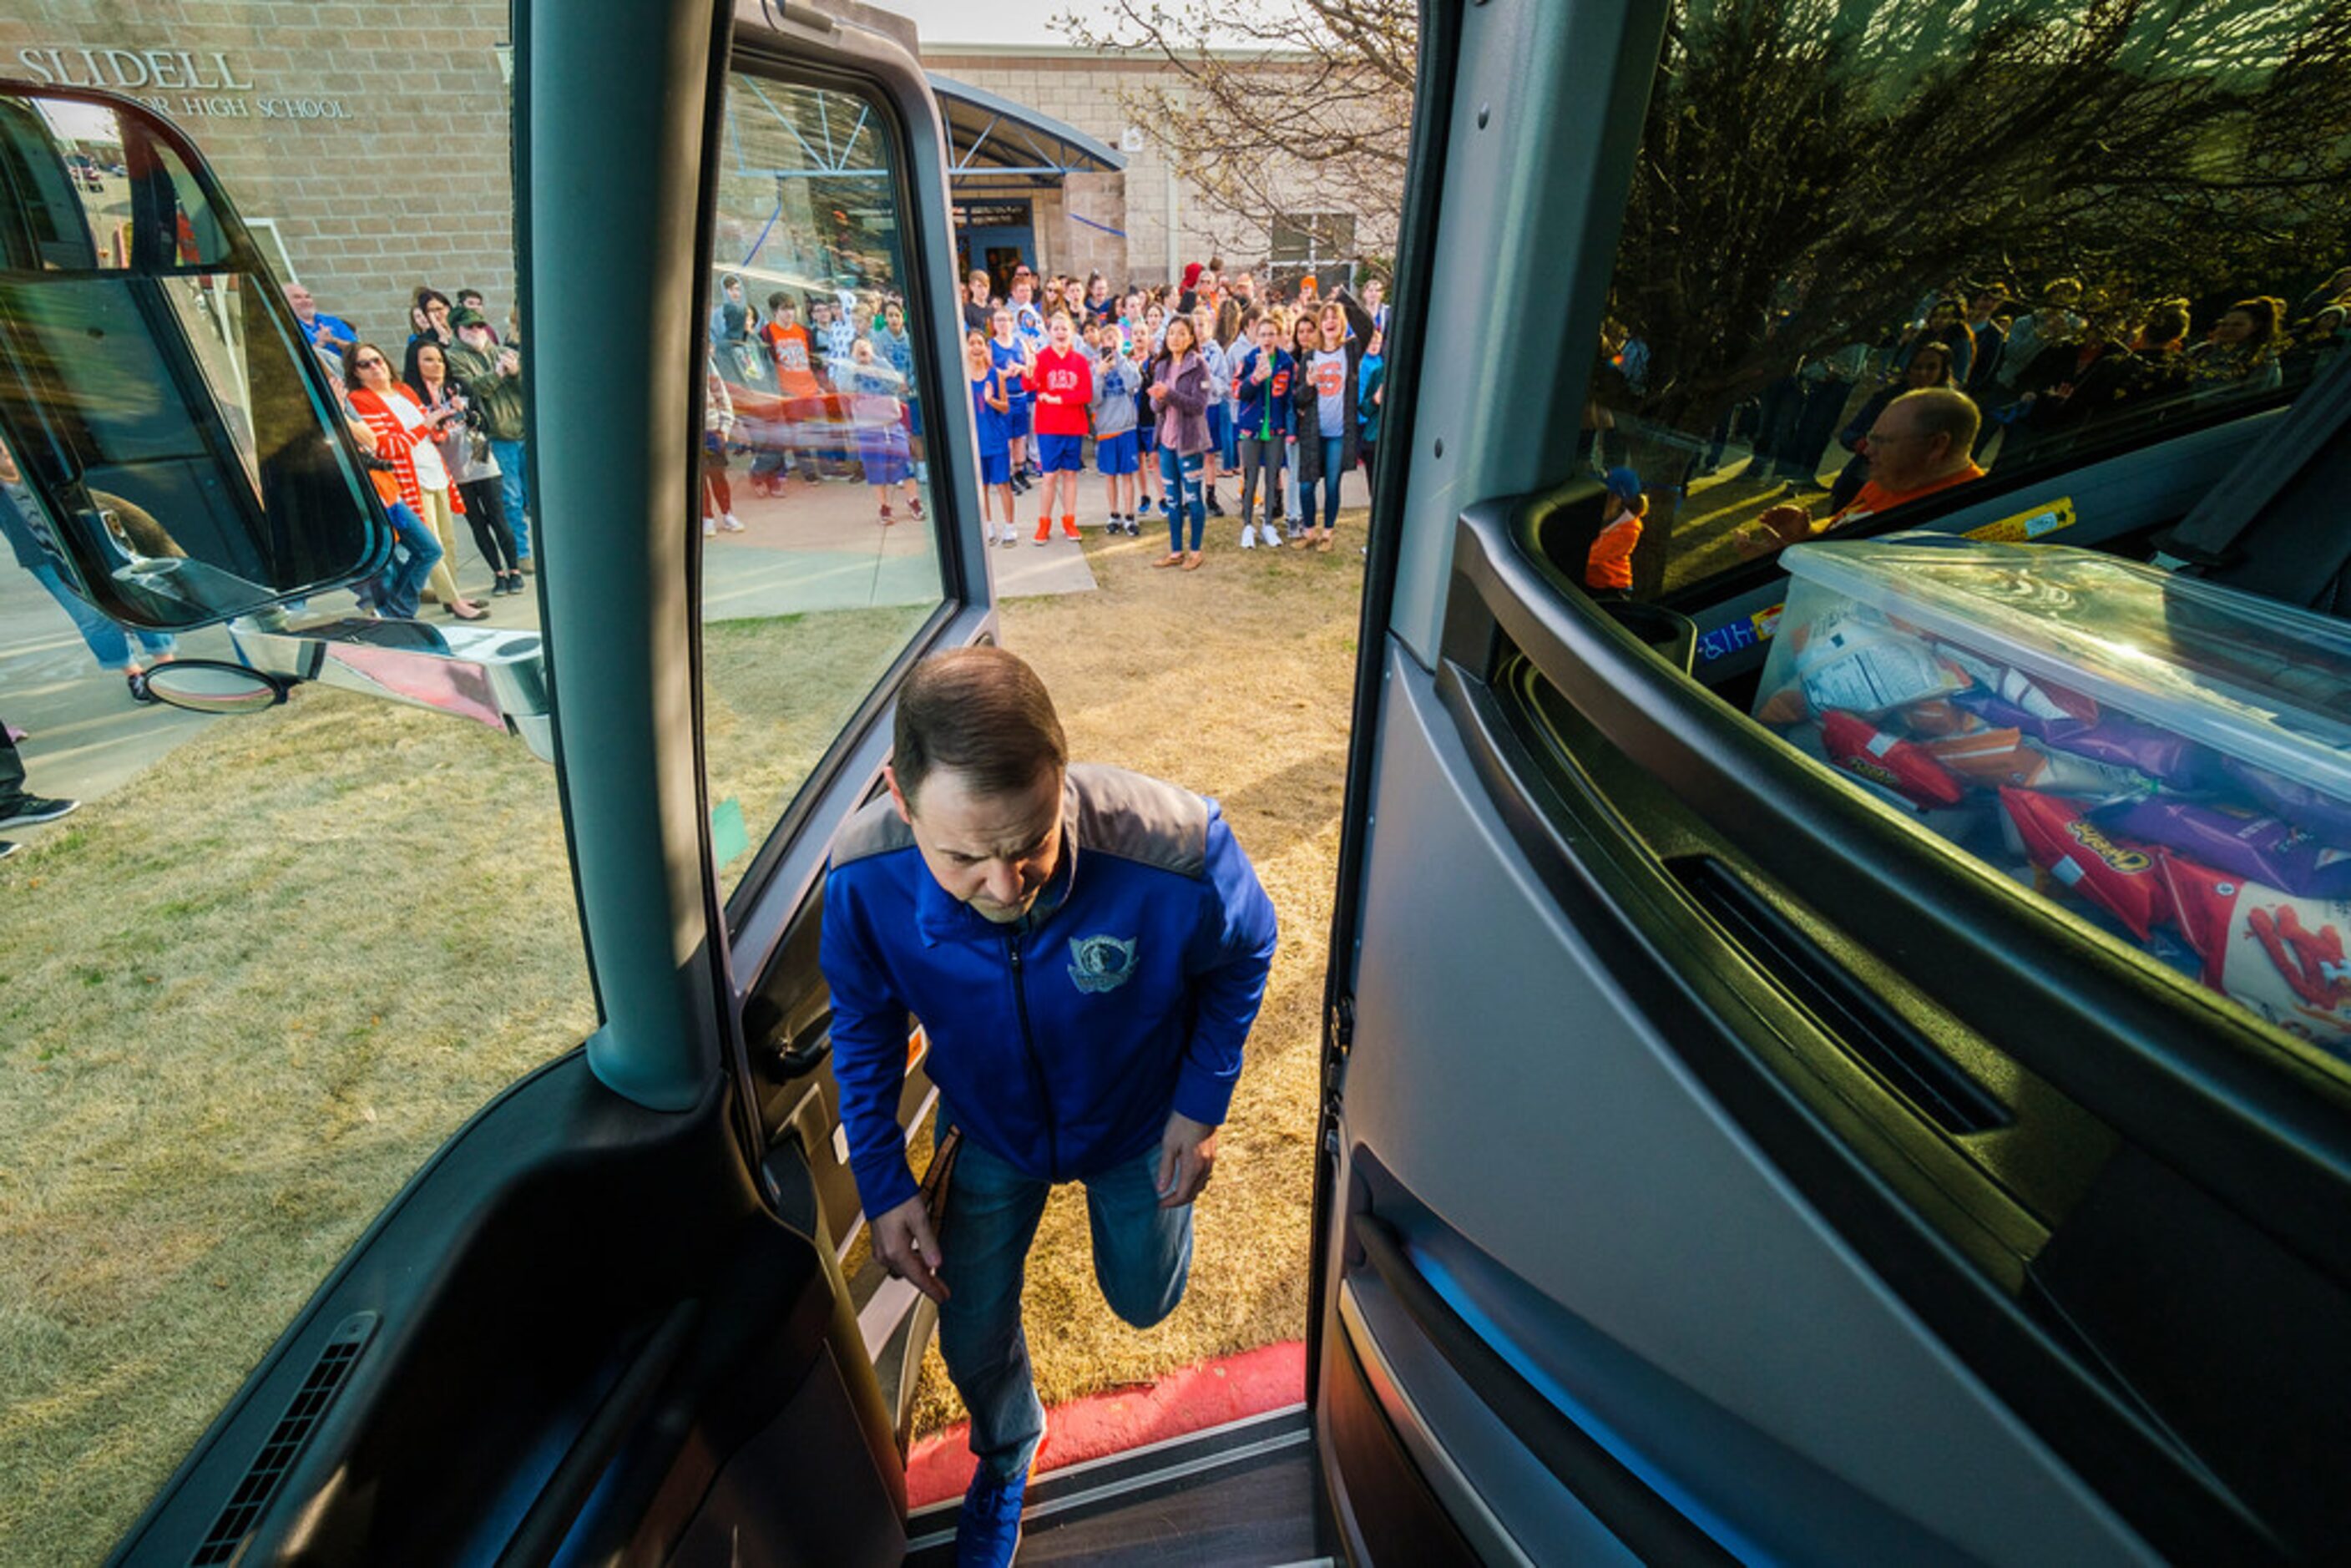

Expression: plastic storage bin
xmin=1754 ymin=536 xmax=2351 ymax=1056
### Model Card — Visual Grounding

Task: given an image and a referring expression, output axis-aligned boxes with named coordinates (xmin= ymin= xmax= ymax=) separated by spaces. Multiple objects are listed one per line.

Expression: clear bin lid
xmin=1778 ymin=538 xmax=2351 ymax=802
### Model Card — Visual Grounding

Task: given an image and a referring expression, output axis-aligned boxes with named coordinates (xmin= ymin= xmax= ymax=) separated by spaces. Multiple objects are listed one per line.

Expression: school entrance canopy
xmin=928 ymin=74 xmax=1125 ymax=291
xmin=927 ymin=74 xmax=1126 ymax=185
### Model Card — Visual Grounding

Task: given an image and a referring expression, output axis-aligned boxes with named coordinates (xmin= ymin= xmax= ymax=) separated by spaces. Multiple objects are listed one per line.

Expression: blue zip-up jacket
xmin=1231 ymin=346 xmax=1295 ymax=439
xmin=821 ymin=764 xmax=1279 ymax=1218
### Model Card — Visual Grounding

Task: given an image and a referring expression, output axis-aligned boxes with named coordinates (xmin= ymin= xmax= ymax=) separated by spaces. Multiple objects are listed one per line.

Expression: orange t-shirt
xmin=1585 ymin=510 xmax=1643 ymax=591
xmin=764 ymin=321 xmax=822 ymax=398
xmin=1828 ymin=462 xmax=1985 ymax=529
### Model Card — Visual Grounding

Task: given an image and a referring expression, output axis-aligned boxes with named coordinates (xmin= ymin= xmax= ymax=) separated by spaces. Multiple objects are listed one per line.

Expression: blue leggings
xmin=1297 ymin=435 xmax=1344 ymax=531
xmin=1159 ymin=445 xmax=1205 ymax=551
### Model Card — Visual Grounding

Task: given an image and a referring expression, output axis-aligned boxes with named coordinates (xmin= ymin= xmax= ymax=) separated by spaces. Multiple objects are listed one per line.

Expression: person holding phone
xmin=344 ymin=340 xmax=488 ymax=620
xmin=407 ymin=341 xmax=523 ymax=596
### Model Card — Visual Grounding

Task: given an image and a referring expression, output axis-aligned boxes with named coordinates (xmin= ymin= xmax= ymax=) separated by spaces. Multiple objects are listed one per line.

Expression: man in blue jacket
xmin=820 ymin=646 xmax=1277 ymax=1565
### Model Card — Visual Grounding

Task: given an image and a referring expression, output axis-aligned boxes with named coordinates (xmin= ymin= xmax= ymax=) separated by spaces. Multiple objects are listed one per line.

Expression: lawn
xmin=0 ymin=517 xmax=1364 ymax=1563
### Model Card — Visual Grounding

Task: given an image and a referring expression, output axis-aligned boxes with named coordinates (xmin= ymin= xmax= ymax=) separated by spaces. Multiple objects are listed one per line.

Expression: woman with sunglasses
xmin=344 ymin=340 xmax=488 ymax=620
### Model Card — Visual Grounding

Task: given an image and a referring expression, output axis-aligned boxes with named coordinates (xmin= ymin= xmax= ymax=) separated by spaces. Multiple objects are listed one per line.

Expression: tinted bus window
xmin=1569 ymin=0 xmax=2351 ymax=602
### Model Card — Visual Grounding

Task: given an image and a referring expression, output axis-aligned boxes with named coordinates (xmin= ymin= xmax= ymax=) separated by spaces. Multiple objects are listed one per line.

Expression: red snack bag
xmin=1898 ymin=697 xmax=1984 ymax=738
xmin=2161 ymin=855 xmax=2351 ymax=1044
xmin=2000 ymin=787 xmax=2167 ymax=939
xmin=1920 ymin=725 xmax=2027 ymax=784
xmin=1822 ymin=710 xmax=1966 ymax=807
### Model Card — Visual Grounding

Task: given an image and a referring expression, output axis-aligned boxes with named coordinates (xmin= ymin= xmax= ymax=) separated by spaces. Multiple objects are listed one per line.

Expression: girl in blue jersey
xmin=967 ymin=328 xmax=1017 ymax=546
xmin=988 ymin=307 xmax=1036 ymax=497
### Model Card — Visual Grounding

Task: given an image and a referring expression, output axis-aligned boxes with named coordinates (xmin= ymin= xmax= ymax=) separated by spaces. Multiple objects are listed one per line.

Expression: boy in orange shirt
xmin=758 ymin=292 xmax=824 ymax=490
xmin=1585 ymin=465 xmax=1645 ymax=596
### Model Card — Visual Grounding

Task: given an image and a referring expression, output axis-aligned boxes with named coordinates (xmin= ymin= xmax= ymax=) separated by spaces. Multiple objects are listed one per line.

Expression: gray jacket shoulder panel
xmin=1069 ymin=762 xmax=1208 ymax=879
xmin=832 ymin=793 xmax=916 ymax=865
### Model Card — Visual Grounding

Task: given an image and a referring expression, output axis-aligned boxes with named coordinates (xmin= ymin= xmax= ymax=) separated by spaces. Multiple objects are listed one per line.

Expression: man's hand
xmin=1735 ymin=504 xmax=1814 ymax=562
xmin=872 ymin=1194 xmax=948 ymax=1302
xmin=1155 ymin=1111 xmax=1219 ymax=1209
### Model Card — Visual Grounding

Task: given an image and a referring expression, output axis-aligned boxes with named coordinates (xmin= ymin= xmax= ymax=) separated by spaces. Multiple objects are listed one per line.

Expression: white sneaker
xmin=702 ymin=518 xmax=716 ymax=537
xmin=720 ymin=512 xmax=745 ymax=533
xmin=1240 ymin=524 xmax=1256 ymax=549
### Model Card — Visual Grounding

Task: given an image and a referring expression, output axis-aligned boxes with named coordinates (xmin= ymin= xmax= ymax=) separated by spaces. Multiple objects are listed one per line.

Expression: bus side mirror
xmin=0 ymin=82 xmax=386 ymax=630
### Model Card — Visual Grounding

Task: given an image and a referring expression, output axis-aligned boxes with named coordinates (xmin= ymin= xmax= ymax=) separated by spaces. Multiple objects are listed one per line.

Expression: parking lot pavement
xmin=0 ymin=566 xmax=236 ymax=826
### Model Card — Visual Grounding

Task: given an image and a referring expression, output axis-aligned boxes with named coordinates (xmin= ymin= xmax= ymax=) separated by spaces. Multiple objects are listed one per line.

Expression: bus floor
xmin=903 ymin=1402 xmax=1328 ymax=1566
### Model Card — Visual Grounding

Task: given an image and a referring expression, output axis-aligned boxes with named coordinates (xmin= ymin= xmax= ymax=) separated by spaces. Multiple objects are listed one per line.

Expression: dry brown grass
xmin=908 ymin=517 xmax=1367 ymax=1434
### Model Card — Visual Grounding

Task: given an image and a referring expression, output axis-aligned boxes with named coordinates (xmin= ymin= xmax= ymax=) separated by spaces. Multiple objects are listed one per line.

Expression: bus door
xmin=1312 ymin=0 xmax=2351 ymax=1562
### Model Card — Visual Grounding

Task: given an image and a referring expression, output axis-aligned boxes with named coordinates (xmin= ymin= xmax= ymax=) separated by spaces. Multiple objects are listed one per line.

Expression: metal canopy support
xmin=926 ymin=72 xmax=1126 ymax=185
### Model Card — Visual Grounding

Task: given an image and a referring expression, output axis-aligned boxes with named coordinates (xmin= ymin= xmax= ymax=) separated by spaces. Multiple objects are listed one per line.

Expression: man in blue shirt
xmin=282 ymin=281 xmax=356 ymax=358
xmin=821 ymin=647 xmax=1277 ymax=1566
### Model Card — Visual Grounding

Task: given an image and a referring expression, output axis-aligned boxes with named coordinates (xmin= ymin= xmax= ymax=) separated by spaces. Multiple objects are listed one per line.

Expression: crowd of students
xmin=958 ymin=260 xmax=1388 ymax=569
xmin=705 ymin=255 xmax=1391 ymax=573
xmin=278 ymin=255 xmax=1398 ymax=613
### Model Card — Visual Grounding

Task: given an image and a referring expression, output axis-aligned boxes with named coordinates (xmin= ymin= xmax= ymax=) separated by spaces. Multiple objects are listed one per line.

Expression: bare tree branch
xmin=1056 ymin=0 xmax=1416 ymax=255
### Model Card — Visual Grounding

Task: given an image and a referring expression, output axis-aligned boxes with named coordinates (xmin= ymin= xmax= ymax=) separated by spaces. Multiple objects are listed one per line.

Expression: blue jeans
xmin=28 ymin=563 xmax=175 ymax=669
xmin=489 ymin=438 xmax=530 ymax=559
xmin=935 ymin=1110 xmax=1194 ymax=1483
xmin=375 ymin=501 xmax=442 ymax=619
xmin=1297 ymin=435 xmax=1344 ymax=532
xmin=1158 ymin=446 xmax=1204 ymax=552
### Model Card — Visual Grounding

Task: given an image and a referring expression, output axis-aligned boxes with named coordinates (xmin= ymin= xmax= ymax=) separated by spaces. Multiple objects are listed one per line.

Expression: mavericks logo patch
xmin=1068 ymin=934 xmax=1139 ymax=994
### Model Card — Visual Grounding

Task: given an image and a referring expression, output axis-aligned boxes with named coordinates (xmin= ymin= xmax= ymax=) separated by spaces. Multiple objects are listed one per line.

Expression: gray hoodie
xmin=1091 ymin=351 xmax=1140 ymax=438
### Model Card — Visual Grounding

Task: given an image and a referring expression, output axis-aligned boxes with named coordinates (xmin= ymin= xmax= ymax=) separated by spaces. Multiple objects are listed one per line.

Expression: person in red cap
xmin=1179 ymin=260 xmax=1204 ymax=314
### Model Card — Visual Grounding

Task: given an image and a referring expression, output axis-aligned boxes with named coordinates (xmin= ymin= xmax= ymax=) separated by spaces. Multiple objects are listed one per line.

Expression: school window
xmin=1268 ymin=210 xmax=1358 ymax=295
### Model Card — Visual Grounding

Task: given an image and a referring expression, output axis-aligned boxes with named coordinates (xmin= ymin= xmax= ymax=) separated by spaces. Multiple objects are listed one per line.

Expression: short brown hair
xmin=893 ymin=647 xmax=1066 ymax=807
xmin=1890 ymin=387 xmax=1981 ymax=458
